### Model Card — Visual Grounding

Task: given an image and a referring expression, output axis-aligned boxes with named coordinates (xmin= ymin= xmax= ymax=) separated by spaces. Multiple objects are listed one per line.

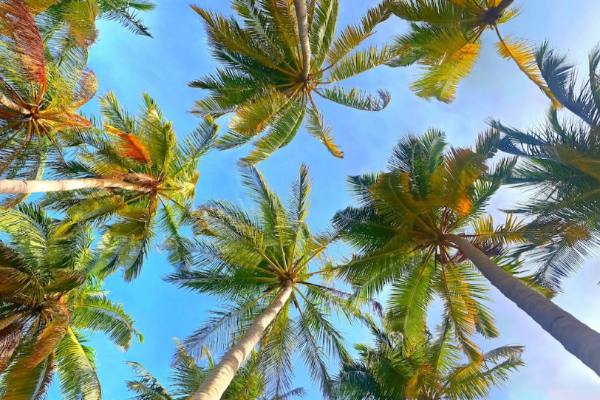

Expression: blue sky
xmin=47 ymin=1 xmax=600 ymax=398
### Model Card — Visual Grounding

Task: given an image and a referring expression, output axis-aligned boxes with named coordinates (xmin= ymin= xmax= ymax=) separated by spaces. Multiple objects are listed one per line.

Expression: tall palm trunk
xmin=0 ymin=178 xmax=147 ymax=194
xmin=0 ymin=92 xmax=29 ymax=115
xmin=191 ymin=281 xmax=293 ymax=400
xmin=446 ymin=234 xmax=600 ymax=376
xmin=293 ymin=0 xmax=311 ymax=81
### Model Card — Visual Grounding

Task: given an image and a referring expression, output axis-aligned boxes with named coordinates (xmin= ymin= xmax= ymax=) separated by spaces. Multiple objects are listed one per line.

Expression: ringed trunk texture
xmin=447 ymin=234 xmax=600 ymax=376
xmin=0 ymin=178 xmax=147 ymax=194
xmin=191 ymin=281 xmax=294 ymax=400
xmin=0 ymin=92 xmax=29 ymax=115
xmin=293 ymin=0 xmax=311 ymax=81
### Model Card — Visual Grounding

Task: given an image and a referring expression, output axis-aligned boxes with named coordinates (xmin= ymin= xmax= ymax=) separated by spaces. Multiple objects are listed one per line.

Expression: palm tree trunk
xmin=191 ymin=281 xmax=293 ymax=400
xmin=446 ymin=234 xmax=600 ymax=376
xmin=0 ymin=92 xmax=29 ymax=115
xmin=293 ymin=0 xmax=311 ymax=81
xmin=0 ymin=178 xmax=148 ymax=194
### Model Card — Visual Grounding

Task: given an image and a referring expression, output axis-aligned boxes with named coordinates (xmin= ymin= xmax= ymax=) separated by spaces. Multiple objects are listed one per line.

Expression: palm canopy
xmin=336 ymin=317 xmax=524 ymax=400
xmin=28 ymin=0 xmax=155 ymax=50
xmin=388 ymin=0 xmax=557 ymax=104
xmin=333 ymin=129 xmax=550 ymax=362
xmin=126 ymin=340 xmax=306 ymax=400
xmin=0 ymin=204 xmax=142 ymax=400
xmin=191 ymin=0 xmax=395 ymax=164
xmin=494 ymin=43 xmax=600 ymax=291
xmin=0 ymin=0 xmax=96 ymax=189
xmin=166 ymin=165 xmax=365 ymax=398
xmin=41 ymin=93 xmax=218 ymax=281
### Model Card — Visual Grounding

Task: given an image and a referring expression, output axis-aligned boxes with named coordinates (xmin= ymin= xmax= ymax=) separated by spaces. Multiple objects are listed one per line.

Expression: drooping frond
xmin=494 ymin=35 xmax=559 ymax=107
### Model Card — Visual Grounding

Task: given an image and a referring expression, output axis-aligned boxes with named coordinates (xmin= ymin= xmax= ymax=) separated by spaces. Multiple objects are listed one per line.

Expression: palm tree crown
xmin=336 ymin=318 xmax=524 ymax=400
xmin=167 ymin=165 xmax=364 ymax=398
xmin=0 ymin=0 xmax=96 ymax=191
xmin=333 ymin=129 xmax=547 ymax=361
xmin=191 ymin=0 xmax=395 ymax=164
xmin=0 ymin=204 xmax=142 ymax=400
xmin=388 ymin=0 xmax=557 ymax=104
xmin=494 ymin=43 xmax=600 ymax=291
xmin=42 ymin=93 xmax=218 ymax=281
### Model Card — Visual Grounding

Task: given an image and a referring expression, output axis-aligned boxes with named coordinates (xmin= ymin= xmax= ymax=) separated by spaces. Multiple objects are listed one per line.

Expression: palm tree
xmin=20 ymin=93 xmax=217 ymax=280
xmin=190 ymin=0 xmax=395 ymax=164
xmin=166 ymin=165 xmax=365 ymax=400
xmin=333 ymin=130 xmax=532 ymax=361
xmin=388 ymin=0 xmax=557 ymax=104
xmin=333 ymin=129 xmax=600 ymax=376
xmin=28 ymin=0 xmax=155 ymax=49
xmin=0 ymin=0 xmax=96 ymax=205
xmin=0 ymin=204 xmax=142 ymax=399
xmin=494 ymin=43 xmax=600 ymax=292
xmin=126 ymin=340 xmax=306 ymax=400
xmin=336 ymin=317 xmax=524 ymax=400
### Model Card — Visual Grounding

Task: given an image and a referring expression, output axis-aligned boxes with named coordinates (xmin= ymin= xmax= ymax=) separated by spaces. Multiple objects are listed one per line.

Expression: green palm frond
xmin=336 ymin=315 xmax=523 ymax=400
xmin=306 ymin=107 xmax=343 ymax=158
xmin=33 ymin=0 xmax=155 ymax=52
xmin=55 ymin=329 xmax=101 ymax=400
xmin=318 ymin=87 xmax=391 ymax=111
xmin=0 ymin=206 xmax=141 ymax=398
xmin=166 ymin=165 xmax=361 ymax=399
xmin=388 ymin=0 xmax=551 ymax=104
xmin=334 ymin=129 xmax=546 ymax=363
xmin=70 ymin=291 xmax=143 ymax=350
xmin=0 ymin=352 xmax=55 ymax=400
xmin=126 ymin=361 xmax=174 ymax=400
xmin=493 ymin=43 xmax=600 ymax=290
xmin=126 ymin=339 xmax=304 ymax=400
xmin=41 ymin=93 xmax=217 ymax=281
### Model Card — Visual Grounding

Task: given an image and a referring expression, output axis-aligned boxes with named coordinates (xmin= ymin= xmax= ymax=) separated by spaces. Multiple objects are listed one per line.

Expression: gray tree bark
xmin=293 ymin=0 xmax=311 ymax=81
xmin=191 ymin=281 xmax=294 ymax=400
xmin=447 ymin=234 xmax=600 ymax=377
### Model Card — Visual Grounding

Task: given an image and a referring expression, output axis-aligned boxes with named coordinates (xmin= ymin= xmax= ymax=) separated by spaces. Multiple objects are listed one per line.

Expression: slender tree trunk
xmin=191 ymin=281 xmax=293 ymax=400
xmin=0 ymin=178 xmax=148 ymax=194
xmin=0 ymin=92 xmax=29 ymax=115
xmin=446 ymin=234 xmax=600 ymax=376
xmin=293 ymin=0 xmax=311 ymax=81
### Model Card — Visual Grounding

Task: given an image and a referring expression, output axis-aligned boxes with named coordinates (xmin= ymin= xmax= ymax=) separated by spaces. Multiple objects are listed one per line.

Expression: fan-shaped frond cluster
xmin=333 ymin=129 xmax=549 ymax=362
xmin=42 ymin=93 xmax=218 ymax=280
xmin=191 ymin=0 xmax=395 ymax=163
xmin=336 ymin=317 xmax=524 ymax=400
xmin=0 ymin=205 xmax=142 ymax=400
xmin=166 ymin=165 xmax=365 ymax=398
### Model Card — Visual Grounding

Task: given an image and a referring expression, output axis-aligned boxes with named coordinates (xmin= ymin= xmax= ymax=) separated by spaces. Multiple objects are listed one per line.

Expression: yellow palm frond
xmin=306 ymin=106 xmax=343 ymax=158
xmin=412 ymin=41 xmax=481 ymax=103
xmin=494 ymin=33 xmax=560 ymax=107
